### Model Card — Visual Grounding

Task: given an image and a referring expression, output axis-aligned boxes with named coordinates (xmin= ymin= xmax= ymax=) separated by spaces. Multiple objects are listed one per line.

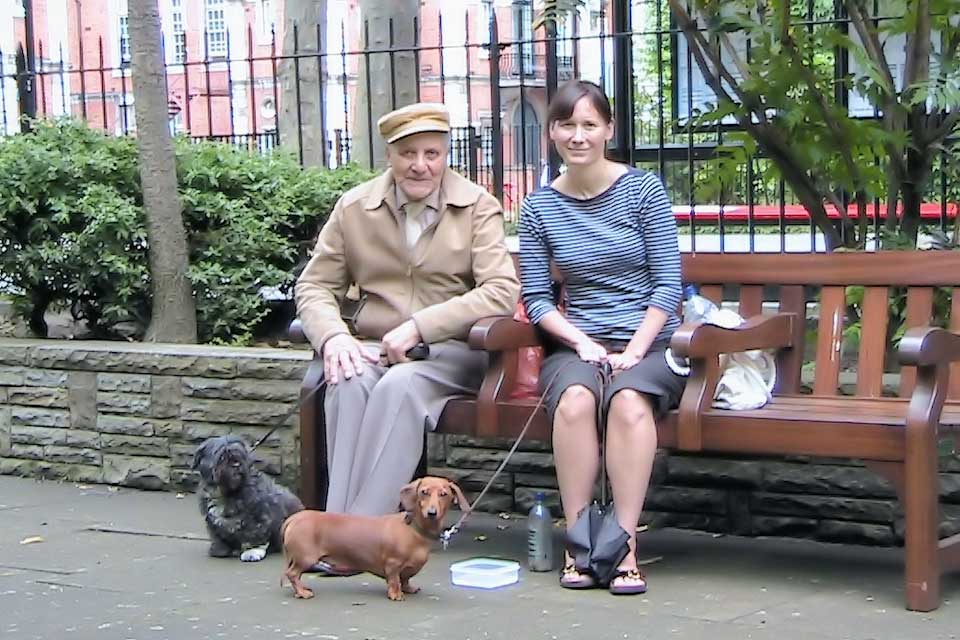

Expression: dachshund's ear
xmin=399 ymin=480 xmax=421 ymax=512
xmin=447 ymin=482 xmax=470 ymax=512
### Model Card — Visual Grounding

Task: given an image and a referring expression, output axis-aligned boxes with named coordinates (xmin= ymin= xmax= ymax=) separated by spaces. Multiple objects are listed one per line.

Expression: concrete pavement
xmin=1 ymin=476 xmax=958 ymax=640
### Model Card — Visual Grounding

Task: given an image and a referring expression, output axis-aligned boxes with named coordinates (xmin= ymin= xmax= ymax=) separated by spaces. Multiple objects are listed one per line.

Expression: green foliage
xmin=0 ymin=119 xmax=374 ymax=344
xmin=679 ymin=0 xmax=960 ymax=248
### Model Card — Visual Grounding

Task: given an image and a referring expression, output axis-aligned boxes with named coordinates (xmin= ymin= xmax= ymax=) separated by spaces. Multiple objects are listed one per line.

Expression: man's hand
xmin=380 ymin=320 xmax=423 ymax=365
xmin=322 ymin=334 xmax=378 ymax=384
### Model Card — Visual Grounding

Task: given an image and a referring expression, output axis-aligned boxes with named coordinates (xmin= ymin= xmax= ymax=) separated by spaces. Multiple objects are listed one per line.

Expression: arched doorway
xmin=512 ymin=100 xmax=541 ymax=169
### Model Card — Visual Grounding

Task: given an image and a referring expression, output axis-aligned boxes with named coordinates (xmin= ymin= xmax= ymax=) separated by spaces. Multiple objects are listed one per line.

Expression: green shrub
xmin=0 ymin=119 xmax=374 ymax=344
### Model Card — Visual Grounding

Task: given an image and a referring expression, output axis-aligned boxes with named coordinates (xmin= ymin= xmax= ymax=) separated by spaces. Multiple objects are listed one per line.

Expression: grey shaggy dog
xmin=192 ymin=435 xmax=303 ymax=562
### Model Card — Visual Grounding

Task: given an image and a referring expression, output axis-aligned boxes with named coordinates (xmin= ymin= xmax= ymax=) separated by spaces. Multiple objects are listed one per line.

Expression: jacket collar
xmin=364 ymin=167 xmax=479 ymax=212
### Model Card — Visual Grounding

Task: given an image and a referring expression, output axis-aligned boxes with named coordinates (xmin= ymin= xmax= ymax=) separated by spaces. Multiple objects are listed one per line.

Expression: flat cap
xmin=377 ymin=103 xmax=450 ymax=144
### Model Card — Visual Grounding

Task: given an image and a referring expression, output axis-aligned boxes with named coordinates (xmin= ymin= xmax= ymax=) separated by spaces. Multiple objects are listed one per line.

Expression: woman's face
xmin=549 ymin=96 xmax=614 ymax=167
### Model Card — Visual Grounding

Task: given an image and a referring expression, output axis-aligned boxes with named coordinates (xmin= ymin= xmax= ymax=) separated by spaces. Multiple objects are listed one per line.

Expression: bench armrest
xmin=898 ymin=327 xmax=960 ymax=366
xmin=670 ymin=312 xmax=798 ymax=359
xmin=671 ymin=312 xmax=800 ymax=453
xmin=468 ymin=316 xmax=542 ymax=351
xmin=466 ymin=316 xmax=544 ymax=438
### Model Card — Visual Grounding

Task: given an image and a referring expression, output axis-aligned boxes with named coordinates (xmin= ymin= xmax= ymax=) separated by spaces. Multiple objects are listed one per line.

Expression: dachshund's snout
xmin=426 ymin=505 xmax=439 ymax=518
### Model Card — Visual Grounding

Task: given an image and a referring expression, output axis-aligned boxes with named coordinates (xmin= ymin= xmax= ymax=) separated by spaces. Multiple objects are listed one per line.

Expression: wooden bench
xmin=294 ymin=250 xmax=960 ymax=612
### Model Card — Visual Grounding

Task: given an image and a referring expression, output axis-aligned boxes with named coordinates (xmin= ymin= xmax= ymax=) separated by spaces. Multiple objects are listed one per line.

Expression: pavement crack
xmin=82 ymin=525 xmax=207 ymax=542
xmin=33 ymin=579 xmax=123 ymax=593
xmin=0 ymin=564 xmax=81 ymax=576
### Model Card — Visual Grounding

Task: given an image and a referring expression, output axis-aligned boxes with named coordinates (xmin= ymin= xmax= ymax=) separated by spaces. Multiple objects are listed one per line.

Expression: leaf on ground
xmin=474 ymin=535 xmax=487 ymax=542
xmin=19 ymin=536 xmax=44 ymax=545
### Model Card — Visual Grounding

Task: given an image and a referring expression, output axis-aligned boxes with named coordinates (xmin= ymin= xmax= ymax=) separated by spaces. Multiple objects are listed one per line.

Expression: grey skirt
xmin=538 ymin=340 xmax=687 ymax=427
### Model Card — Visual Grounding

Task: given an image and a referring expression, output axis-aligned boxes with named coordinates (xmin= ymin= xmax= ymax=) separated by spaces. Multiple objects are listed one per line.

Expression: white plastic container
xmin=449 ymin=558 xmax=520 ymax=589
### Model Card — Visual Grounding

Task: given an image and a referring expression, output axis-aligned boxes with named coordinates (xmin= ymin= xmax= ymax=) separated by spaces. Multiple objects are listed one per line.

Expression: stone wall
xmin=0 ymin=340 xmax=310 ymax=491
xmin=3 ymin=338 xmax=960 ymax=547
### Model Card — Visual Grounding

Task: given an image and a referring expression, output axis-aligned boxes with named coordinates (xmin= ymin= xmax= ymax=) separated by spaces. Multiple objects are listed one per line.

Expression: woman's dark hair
xmin=547 ymin=80 xmax=613 ymax=127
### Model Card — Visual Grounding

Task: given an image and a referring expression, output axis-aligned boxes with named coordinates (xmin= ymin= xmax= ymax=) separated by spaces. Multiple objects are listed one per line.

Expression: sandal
xmin=608 ymin=568 xmax=647 ymax=595
xmin=559 ymin=562 xmax=596 ymax=589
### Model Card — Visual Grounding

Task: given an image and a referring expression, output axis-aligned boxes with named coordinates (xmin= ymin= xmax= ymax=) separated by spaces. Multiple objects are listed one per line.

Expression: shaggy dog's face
xmin=193 ymin=435 xmax=253 ymax=495
xmin=213 ymin=441 xmax=250 ymax=495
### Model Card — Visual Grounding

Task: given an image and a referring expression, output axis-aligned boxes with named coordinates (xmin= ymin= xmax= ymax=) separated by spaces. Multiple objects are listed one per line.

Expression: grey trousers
xmin=323 ymin=339 xmax=487 ymax=516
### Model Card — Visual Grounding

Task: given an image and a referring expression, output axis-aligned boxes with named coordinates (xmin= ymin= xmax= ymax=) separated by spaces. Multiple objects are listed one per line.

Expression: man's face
xmin=386 ymin=132 xmax=449 ymax=201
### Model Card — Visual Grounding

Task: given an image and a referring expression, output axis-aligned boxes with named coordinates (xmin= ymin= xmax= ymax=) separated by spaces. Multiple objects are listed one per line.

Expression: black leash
xmin=440 ymin=357 xmax=583 ymax=548
xmin=250 ymin=342 xmax=431 ymax=452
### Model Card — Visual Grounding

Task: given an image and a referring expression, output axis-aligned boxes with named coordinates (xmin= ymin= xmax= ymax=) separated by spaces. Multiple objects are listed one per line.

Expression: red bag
xmin=509 ymin=301 xmax=543 ymax=400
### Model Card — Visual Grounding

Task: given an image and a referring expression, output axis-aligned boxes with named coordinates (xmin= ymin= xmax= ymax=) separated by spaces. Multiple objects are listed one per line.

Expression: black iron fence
xmin=4 ymin=0 xmax=958 ymax=251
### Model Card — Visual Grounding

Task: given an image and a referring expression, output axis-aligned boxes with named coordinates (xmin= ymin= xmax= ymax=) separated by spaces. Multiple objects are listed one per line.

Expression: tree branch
xmin=844 ymin=0 xmax=897 ymax=96
xmin=668 ymin=0 xmax=768 ymax=125
xmin=903 ymin=0 xmax=931 ymax=92
xmin=780 ymin=16 xmax=864 ymax=200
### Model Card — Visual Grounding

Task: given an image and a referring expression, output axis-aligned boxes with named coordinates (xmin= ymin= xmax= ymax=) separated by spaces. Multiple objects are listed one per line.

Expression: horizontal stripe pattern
xmin=519 ymin=169 xmax=682 ymax=343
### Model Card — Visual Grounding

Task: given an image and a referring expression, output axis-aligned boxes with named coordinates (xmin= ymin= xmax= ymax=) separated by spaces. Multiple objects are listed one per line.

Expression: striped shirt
xmin=518 ymin=168 xmax=682 ymax=344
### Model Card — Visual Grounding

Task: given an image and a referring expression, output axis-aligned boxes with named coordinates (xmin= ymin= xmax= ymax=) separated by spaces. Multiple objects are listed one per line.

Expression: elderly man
xmin=295 ymin=103 xmax=519 ymax=517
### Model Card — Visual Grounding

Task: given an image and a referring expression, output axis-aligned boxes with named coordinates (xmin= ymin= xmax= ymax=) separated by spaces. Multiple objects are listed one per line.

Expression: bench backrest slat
xmin=701 ymin=284 xmax=723 ymax=305
xmin=739 ymin=285 xmax=764 ymax=318
xmin=856 ymin=286 xmax=890 ymax=397
xmin=776 ymin=285 xmax=806 ymax=395
xmin=813 ymin=286 xmax=846 ymax=396
xmin=681 ymin=252 xmax=960 ymax=286
xmin=952 ymin=295 xmax=960 ymax=400
xmin=899 ymin=287 xmax=935 ymax=397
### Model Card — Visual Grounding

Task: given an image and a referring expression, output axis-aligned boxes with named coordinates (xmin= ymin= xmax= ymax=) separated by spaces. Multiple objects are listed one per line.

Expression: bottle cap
xmin=683 ymin=283 xmax=698 ymax=298
xmin=534 ymin=491 xmax=545 ymax=502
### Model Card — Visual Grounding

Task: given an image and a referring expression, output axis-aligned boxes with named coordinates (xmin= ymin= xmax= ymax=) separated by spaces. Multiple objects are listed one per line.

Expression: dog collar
xmin=404 ymin=512 xmax=441 ymax=540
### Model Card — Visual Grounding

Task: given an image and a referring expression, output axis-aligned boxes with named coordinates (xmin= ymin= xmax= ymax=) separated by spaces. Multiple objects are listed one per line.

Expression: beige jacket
xmin=295 ymin=168 xmax=520 ymax=349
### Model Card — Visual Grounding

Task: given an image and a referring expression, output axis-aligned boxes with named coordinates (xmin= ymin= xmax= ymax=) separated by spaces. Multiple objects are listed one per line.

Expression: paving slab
xmin=1 ymin=476 xmax=958 ymax=640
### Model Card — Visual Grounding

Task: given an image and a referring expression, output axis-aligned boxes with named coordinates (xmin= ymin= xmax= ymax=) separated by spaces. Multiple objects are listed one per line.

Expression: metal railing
xmin=3 ymin=0 xmax=957 ymax=251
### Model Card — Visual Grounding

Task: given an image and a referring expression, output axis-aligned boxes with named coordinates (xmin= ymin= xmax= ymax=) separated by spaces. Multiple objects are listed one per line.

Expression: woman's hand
xmin=575 ymin=339 xmax=608 ymax=364
xmin=607 ymin=349 xmax=643 ymax=372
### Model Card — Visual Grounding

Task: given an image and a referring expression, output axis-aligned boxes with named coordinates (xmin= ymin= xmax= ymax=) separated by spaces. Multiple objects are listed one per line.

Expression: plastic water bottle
xmin=665 ymin=284 xmax=720 ymax=376
xmin=527 ymin=492 xmax=553 ymax=572
xmin=683 ymin=284 xmax=719 ymax=323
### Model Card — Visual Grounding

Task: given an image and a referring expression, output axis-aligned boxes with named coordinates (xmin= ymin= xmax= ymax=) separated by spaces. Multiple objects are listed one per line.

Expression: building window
xmin=512 ymin=0 xmax=533 ymax=72
xmin=172 ymin=0 xmax=187 ymax=64
xmin=477 ymin=0 xmax=492 ymax=58
xmin=119 ymin=14 xmax=131 ymax=65
xmin=205 ymin=0 xmax=228 ymax=59
xmin=257 ymin=0 xmax=275 ymax=43
xmin=117 ymin=95 xmax=136 ymax=135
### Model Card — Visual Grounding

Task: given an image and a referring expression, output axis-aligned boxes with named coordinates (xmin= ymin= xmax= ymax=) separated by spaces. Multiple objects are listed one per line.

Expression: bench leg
xmin=868 ymin=459 xmax=940 ymax=611
xmin=903 ymin=449 xmax=941 ymax=611
xmin=298 ymin=359 xmax=328 ymax=510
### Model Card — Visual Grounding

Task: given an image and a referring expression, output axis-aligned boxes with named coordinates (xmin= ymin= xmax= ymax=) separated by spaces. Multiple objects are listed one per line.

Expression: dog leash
xmin=250 ymin=343 xmax=431 ymax=452
xmin=440 ymin=358 xmax=582 ymax=549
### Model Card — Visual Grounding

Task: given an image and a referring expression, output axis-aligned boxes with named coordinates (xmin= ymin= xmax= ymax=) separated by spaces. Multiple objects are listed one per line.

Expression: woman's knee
xmin=554 ymin=385 xmax=597 ymax=427
xmin=608 ymin=389 xmax=655 ymax=427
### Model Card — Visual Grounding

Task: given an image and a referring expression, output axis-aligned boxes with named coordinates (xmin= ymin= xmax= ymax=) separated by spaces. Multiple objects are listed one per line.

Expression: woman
xmin=518 ymin=80 xmax=685 ymax=595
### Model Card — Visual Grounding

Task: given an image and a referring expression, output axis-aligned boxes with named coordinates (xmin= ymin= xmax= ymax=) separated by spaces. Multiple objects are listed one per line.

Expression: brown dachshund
xmin=280 ymin=476 xmax=469 ymax=601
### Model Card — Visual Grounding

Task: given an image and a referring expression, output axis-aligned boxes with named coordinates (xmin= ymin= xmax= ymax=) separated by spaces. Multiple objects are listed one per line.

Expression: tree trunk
xmin=280 ymin=0 xmax=327 ymax=167
xmin=352 ymin=0 xmax=419 ymax=169
xmin=128 ymin=0 xmax=198 ymax=343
